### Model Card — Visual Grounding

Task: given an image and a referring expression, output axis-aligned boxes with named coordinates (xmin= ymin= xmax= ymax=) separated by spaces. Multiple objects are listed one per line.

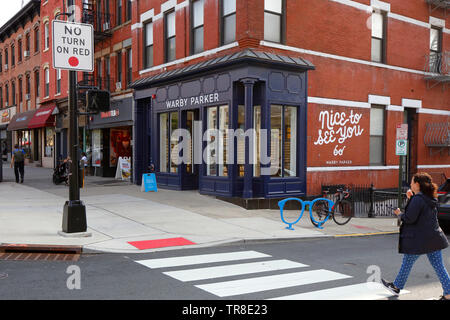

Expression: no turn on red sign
xmin=52 ymin=20 xmax=94 ymax=72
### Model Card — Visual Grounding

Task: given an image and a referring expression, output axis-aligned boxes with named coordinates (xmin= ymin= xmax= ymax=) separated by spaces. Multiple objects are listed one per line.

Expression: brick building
xmin=130 ymin=0 xmax=449 ymax=198
xmin=0 ymin=0 xmax=42 ymax=165
xmin=2 ymin=0 xmax=448 ymax=199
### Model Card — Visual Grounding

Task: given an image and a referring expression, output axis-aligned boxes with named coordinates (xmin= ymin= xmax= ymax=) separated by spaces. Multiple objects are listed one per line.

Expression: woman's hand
xmin=394 ymin=208 xmax=402 ymax=216
xmin=406 ymin=189 xmax=414 ymax=199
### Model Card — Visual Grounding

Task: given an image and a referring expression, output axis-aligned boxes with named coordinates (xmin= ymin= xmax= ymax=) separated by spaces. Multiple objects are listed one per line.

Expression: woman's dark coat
xmin=399 ymin=192 xmax=449 ymax=254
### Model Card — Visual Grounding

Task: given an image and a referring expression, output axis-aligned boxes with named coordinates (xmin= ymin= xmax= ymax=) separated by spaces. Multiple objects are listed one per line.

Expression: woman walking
xmin=382 ymin=173 xmax=450 ymax=300
xmin=382 ymin=172 xmax=450 ymax=300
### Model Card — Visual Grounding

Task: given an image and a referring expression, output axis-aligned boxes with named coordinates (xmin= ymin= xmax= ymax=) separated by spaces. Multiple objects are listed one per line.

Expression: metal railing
xmin=321 ymin=184 xmax=408 ymax=218
xmin=425 ymin=52 xmax=450 ymax=75
xmin=424 ymin=122 xmax=450 ymax=147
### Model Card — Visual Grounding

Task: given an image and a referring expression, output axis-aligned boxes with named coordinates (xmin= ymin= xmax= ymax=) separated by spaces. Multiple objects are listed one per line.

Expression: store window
xmin=264 ymin=0 xmax=284 ymax=43
xmin=237 ymin=105 xmax=261 ymax=177
xmin=370 ymin=105 xmax=385 ymax=165
xmin=92 ymin=129 xmax=103 ymax=167
xmin=159 ymin=112 xmax=179 ymax=173
xmin=221 ymin=0 xmax=236 ymax=45
xmin=191 ymin=0 xmax=204 ymax=55
xmin=205 ymin=105 xmax=229 ymax=177
xmin=45 ymin=127 xmax=54 ymax=157
xmin=270 ymin=105 xmax=297 ymax=177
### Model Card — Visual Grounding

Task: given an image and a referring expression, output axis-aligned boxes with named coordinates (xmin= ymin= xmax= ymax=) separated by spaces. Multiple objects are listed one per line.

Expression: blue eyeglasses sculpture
xmin=278 ymin=197 xmax=334 ymax=230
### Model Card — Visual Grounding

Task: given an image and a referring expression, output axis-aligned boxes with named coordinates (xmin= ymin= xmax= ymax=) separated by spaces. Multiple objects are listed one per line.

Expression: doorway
xmin=402 ymin=108 xmax=418 ymax=186
xmin=181 ymin=109 xmax=200 ymax=189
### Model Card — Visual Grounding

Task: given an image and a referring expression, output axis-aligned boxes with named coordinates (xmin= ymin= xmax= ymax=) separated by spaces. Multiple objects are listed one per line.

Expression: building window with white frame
xmin=264 ymin=0 xmax=284 ymax=44
xmin=44 ymin=22 xmax=50 ymax=50
xmin=221 ymin=0 xmax=236 ymax=45
xmin=56 ymin=68 xmax=61 ymax=94
xmin=371 ymin=11 xmax=386 ymax=63
xmin=191 ymin=0 xmax=204 ymax=55
xmin=165 ymin=10 xmax=176 ymax=63
xmin=369 ymin=105 xmax=385 ymax=165
xmin=144 ymin=21 xmax=153 ymax=68
xmin=429 ymin=27 xmax=442 ymax=73
xmin=44 ymin=68 xmax=50 ymax=97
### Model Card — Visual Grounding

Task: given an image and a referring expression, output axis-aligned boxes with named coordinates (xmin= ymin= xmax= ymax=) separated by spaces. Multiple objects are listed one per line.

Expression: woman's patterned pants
xmin=393 ymin=250 xmax=450 ymax=295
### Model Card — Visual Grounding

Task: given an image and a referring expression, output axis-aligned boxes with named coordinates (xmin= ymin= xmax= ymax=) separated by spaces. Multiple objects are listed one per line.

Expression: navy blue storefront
xmin=132 ymin=49 xmax=314 ymax=199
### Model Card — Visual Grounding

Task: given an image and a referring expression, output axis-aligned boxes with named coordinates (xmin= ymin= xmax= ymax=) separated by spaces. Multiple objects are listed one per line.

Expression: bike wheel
xmin=310 ymin=200 xmax=331 ymax=227
xmin=332 ymin=200 xmax=353 ymax=225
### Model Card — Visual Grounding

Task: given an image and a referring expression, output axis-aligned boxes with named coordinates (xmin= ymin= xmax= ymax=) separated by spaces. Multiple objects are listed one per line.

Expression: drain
xmin=0 ymin=273 xmax=7 ymax=279
xmin=0 ymin=244 xmax=82 ymax=262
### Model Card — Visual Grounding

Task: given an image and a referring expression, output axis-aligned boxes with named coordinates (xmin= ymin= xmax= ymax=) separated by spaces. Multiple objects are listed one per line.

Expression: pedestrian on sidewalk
xmin=80 ymin=152 xmax=88 ymax=188
xmin=10 ymin=144 xmax=25 ymax=183
xmin=382 ymin=172 xmax=450 ymax=300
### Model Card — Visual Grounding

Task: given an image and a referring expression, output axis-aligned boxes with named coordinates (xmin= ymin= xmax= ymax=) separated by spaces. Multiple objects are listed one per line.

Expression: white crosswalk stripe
xmin=134 ymin=250 xmax=399 ymax=300
xmin=268 ymin=282 xmax=410 ymax=300
xmin=135 ymin=250 xmax=270 ymax=269
xmin=195 ymin=269 xmax=352 ymax=297
xmin=163 ymin=259 xmax=308 ymax=282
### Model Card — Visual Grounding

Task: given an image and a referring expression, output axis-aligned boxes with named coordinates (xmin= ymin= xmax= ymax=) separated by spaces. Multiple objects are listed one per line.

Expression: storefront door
xmin=182 ymin=109 xmax=200 ymax=189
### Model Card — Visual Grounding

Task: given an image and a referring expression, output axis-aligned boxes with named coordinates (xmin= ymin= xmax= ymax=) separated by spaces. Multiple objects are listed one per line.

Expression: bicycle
xmin=278 ymin=197 xmax=334 ymax=230
xmin=310 ymin=187 xmax=353 ymax=227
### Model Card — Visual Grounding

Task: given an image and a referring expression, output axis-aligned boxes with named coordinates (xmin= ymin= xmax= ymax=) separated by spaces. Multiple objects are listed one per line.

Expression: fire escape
xmin=78 ymin=0 xmax=113 ymax=106
xmin=425 ymin=0 xmax=450 ymax=16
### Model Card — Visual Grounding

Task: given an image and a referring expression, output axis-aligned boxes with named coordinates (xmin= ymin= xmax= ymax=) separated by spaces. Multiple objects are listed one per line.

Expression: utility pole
xmin=61 ymin=70 xmax=87 ymax=233
xmin=54 ymin=2 xmax=93 ymax=235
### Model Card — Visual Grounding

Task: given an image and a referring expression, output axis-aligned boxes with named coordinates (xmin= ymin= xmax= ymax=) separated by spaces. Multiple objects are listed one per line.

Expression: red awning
xmin=6 ymin=109 xmax=36 ymax=131
xmin=27 ymin=106 xmax=57 ymax=129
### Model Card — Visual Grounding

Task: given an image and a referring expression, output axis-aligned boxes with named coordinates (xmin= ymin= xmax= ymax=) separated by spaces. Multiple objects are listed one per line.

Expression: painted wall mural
xmin=310 ymin=107 xmax=368 ymax=166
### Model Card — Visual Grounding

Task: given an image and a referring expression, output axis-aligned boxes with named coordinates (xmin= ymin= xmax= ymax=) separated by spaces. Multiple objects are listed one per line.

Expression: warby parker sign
xmin=165 ymin=93 xmax=220 ymax=109
xmin=52 ymin=20 xmax=94 ymax=71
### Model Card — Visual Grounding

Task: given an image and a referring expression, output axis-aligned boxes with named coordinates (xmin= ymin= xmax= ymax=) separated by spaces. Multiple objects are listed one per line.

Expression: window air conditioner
xmin=25 ymin=93 xmax=31 ymax=100
xmin=103 ymin=22 xmax=110 ymax=30
xmin=4 ymin=64 xmax=8 ymax=71
xmin=24 ymin=51 xmax=30 ymax=58
xmin=116 ymin=82 xmax=122 ymax=90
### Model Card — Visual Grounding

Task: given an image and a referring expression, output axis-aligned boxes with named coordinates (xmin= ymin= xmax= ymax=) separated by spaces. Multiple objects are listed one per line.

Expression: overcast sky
xmin=0 ymin=1 xmax=31 ymax=29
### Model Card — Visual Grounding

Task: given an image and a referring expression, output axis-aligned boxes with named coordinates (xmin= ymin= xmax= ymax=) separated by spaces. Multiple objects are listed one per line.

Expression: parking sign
xmin=52 ymin=20 xmax=94 ymax=71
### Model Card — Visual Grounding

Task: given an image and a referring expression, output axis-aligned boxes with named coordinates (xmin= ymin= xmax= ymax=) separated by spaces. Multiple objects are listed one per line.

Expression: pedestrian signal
xmin=86 ymin=89 xmax=110 ymax=113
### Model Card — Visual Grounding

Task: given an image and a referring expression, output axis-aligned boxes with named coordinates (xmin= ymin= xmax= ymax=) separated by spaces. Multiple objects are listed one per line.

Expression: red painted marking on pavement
xmin=128 ymin=237 xmax=196 ymax=250
xmin=350 ymin=224 xmax=376 ymax=230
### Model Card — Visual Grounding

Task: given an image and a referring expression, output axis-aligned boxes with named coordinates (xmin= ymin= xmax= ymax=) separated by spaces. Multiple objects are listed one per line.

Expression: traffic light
xmin=86 ymin=89 xmax=110 ymax=113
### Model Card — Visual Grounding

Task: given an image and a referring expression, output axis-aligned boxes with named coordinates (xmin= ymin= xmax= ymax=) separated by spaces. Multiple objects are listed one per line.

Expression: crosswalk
xmin=134 ymin=250 xmax=405 ymax=300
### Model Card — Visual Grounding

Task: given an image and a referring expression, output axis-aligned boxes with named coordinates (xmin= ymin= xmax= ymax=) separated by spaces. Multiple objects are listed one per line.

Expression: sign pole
xmin=62 ymin=70 xmax=87 ymax=233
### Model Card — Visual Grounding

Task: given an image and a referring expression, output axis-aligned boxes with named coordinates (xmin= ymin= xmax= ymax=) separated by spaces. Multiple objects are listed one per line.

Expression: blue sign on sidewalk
xmin=141 ymin=173 xmax=158 ymax=192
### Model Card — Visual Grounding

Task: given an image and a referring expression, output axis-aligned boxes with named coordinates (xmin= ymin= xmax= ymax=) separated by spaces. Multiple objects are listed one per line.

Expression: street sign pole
xmin=62 ymin=70 xmax=87 ymax=233
xmin=53 ymin=17 xmax=93 ymax=235
xmin=396 ymin=124 xmax=408 ymax=210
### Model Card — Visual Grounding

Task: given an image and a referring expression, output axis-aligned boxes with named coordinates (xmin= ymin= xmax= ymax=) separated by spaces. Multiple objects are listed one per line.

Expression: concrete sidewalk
xmin=0 ymin=165 xmax=400 ymax=253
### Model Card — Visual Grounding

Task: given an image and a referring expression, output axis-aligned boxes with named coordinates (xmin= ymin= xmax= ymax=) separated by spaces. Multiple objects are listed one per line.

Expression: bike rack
xmin=278 ymin=197 xmax=335 ymax=230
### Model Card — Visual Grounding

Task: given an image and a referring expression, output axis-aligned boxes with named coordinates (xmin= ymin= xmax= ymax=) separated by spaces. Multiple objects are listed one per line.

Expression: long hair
xmin=413 ymin=172 xmax=438 ymax=199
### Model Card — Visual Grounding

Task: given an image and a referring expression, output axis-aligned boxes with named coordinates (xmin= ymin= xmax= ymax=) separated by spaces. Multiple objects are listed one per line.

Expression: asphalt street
xmin=0 ymin=234 xmax=449 ymax=301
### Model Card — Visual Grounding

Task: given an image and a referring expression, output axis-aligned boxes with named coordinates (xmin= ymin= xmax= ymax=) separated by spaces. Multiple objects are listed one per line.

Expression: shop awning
xmin=27 ymin=106 xmax=58 ymax=129
xmin=6 ymin=109 xmax=36 ymax=131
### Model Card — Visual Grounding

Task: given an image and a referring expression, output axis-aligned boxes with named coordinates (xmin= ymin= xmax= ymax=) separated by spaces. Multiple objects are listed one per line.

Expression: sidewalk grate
xmin=0 ymin=244 xmax=82 ymax=261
